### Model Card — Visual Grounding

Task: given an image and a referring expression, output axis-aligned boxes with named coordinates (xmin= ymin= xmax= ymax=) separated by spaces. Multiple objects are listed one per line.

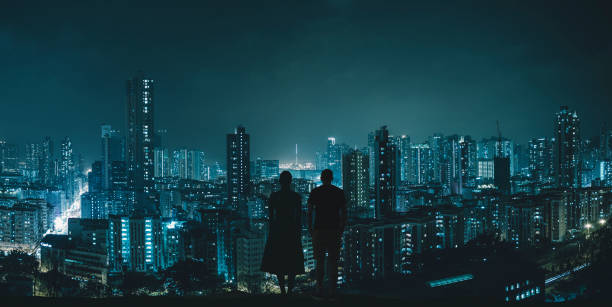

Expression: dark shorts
xmin=312 ymin=229 xmax=342 ymax=259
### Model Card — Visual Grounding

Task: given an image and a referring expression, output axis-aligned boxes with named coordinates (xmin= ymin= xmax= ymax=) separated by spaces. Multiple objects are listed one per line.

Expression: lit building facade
xmin=373 ymin=126 xmax=400 ymax=219
xmin=101 ymin=125 xmax=123 ymax=190
xmin=126 ymin=72 xmax=156 ymax=213
xmin=554 ymin=106 xmax=581 ymax=189
xmin=109 ymin=215 xmax=163 ymax=272
xmin=528 ymin=137 xmax=554 ymax=184
xmin=227 ymin=126 xmax=250 ymax=211
xmin=342 ymin=149 xmax=370 ymax=218
xmin=253 ymin=158 xmax=279 ymax=180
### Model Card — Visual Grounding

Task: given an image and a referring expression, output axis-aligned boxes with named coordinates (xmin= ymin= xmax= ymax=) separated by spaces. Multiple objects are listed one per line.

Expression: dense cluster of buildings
xmin=1 ymin=72 xmax=611 ymax=301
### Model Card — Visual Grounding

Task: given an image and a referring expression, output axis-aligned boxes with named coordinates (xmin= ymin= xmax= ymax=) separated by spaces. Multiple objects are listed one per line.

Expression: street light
xmin=599 ymin=219 xmax=606 ymax=226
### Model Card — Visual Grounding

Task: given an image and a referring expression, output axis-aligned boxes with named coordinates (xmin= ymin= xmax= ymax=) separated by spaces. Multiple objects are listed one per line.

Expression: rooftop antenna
xmin=295 ymin=144 xmax=298 ymax=166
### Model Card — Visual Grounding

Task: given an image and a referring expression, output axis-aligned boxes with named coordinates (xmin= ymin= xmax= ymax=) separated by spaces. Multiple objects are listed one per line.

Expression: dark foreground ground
xmin=1 ymin=294 xmax=612 ymax=307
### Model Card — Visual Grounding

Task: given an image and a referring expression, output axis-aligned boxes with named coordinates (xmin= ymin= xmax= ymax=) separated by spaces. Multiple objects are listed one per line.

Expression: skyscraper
xmin=154 ymin=148 xmax=170 ymax=178
xmin=477 ymin=137 xmax=516 ymax=176
xmin=368 ymin=132 xmax=376 ymax=187
xmin=24 ymin=143 xmax=41 ymax=181
xmin=101 ymin=125 xmax=123 ymax=190
xmin=88 ymin=161 xmax=103 ymax=193
xmin=126 ymin=72 xmax=156 ymax=213
xmin=254 ymin=158 xmax=279 ymax=180
xmin=186 ymin=150 xmax=205 ymax=181
xmin=326 ymin=137 xmax=345 ymax=186
xmin=409 ymin=143 xmax=432 ymax=185
xmin=580 ymin=138 xmax=599 ymax=187
xmin=315 ymin=151 xmax=327 ymax=171
xmin=493 ymin=156 xmax=510 ymax=195
xmin=59 ymin=136 xmax=75 ymax=201
xmin=170 ymin=148 xmax=206 ymax=180
xmin=110 ymin=161 xmax=128 ymax=190
xmin=554 ymin=106 xmax=581 ymax=188
xmin=458 ymin=135 xmax=477 ymax=188
xmin=109 ymin=215 xmax=163 ymax=272
xmin=428 ymin=133 xmax=443 ymax=184
xmin=227 ymin=125 xmax=250 ymax=211
xmin=342 ymin=148 xmax=370 ymax=218
xmin=441 ymin=135 xmax=462 ymax=194
xmin=0 ymin=141 xmax=18 ymax=173
xmin=399 ymin=135 xmax=411 ymax=184
xmin=170 ymin=149 xmax=184 ymax=178
xmin=528 ymin=137 xmax=554 ymax=184
xmin=39 ymin=136 xmax=55 ymax=186
xmin=373 ymin=126 xmax=400 ymax=219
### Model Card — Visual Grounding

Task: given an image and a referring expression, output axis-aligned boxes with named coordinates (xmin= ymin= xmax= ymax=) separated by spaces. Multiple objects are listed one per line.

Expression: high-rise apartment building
xmin=39 ymin=136 xmax=55 ymax=186
xmin=253 ymin=158 xmax=279 ymax=180
xmin=528 ymin=137 xmax=554 ymax=184
xmin=399 ymin=135 xmax=411 ymax=184
xmin=428 ymin=133 xmax=444 ymax=184
xmin=59 ymin=137 xmax=75 ymax=201
xmin=0 ymin=141 xmax=18 ymax=173
xmin=154 ymin=148 xmax=170 ymax=178
xmin=342 ymin=149 xmax=369 ymax=218
xmin=101 ymin=125 xmax=123 ymax=190
xmin=227 ymin=126 xmax=250 ymax=211
xmin=326 ymin=137 xmax=346 ymax=186
xmin=459 ymin=135 xmax=478 ymax=188
xmin=170 ymin=148 xmax=206 ymax=180
xmin=409 ymin=143 xmax=432 ymax=185
xmin=373 ymin=126 xmax=400 ymax=219
xmin=126 ymin=72 xmax=156 ymax=213
xmin=24 ymin=143 xmax=41 ymax=181
xmin=109 ymin=215 xmax=163 ymax=272
xmin=554 ymin=106 xmax=581 ymax=188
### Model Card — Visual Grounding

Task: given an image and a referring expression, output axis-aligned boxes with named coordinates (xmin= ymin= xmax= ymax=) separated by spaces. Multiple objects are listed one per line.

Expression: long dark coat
xmin=260 ymin=189 xmax=305 ymax=275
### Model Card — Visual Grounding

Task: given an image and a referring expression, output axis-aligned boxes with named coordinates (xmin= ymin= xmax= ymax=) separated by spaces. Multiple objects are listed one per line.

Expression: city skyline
xmin=2 ymin=1 xmax=612 ymax=165
xmin=0 ymin=103 xmax=606 ymax=169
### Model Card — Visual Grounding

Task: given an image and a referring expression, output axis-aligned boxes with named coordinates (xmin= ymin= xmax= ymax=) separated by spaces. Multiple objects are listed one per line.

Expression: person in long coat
xmin=261 ymin=171 xmax=305 ymax=294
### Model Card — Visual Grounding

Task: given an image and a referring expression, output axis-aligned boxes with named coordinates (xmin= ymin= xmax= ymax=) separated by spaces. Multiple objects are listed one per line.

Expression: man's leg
xmin=312 ymin=231 xmax=325 ymax=294
xmin=287 ymin=273 xmax=296 ymax=294
xmin=278 ymin=274 xmax=286 ymax=294
xmin=327 ymin=230 xmax=341 ymax=296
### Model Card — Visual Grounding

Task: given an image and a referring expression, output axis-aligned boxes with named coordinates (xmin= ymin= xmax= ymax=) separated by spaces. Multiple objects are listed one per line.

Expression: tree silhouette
xmin=162 ymin=259 xmax=223 ymax=296
xmin=79 ymin=279 xmax=108 ymax=298
xmin=119 ymin=272 xmax=163 ymax=296
xmin=0 ymin=250 xmax=39 ymax=280
xmin=35 ymin=268 xmax=78 ymax=297
xmin=583 ymin=217 xmax=612 ymax=298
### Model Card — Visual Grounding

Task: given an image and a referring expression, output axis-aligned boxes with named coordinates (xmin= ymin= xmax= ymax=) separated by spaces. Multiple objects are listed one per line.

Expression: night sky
xmin=1 ymin=0 xmax=611 ymax=166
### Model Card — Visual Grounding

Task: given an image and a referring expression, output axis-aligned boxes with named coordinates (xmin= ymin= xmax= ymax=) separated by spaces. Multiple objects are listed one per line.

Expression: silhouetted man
xmin=307 ymin=169 xmax=347 ymax=298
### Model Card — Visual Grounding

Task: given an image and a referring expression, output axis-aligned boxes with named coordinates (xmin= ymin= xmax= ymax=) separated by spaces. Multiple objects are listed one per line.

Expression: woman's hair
xmin=279 ymin=171 xmax=292 ymax=186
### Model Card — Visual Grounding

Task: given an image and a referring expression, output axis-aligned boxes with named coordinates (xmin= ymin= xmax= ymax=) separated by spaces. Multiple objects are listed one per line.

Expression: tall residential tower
xmin=227 ymin=126 xmax=250 ymax=212
xmin=554 ymin=106 xmax=581 ymax=188
xmin=126 ymin=72 xmax=156 ymax=213
xmin=372 ymin=126 xmax=400 ymax=219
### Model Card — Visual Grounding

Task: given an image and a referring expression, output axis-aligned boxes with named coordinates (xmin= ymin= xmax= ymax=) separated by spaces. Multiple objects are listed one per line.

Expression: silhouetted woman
xmin=261 ymin=171 xmax=305 ymax=294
